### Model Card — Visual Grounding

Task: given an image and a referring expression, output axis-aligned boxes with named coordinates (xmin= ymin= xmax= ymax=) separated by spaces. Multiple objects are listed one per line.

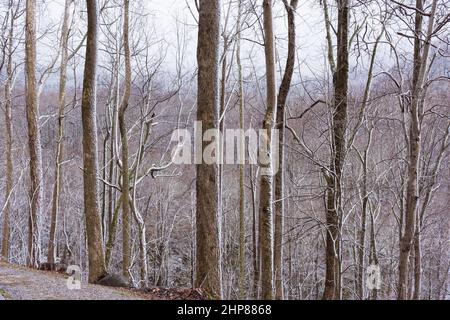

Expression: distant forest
xmin=0 ymin=0 xmax=449 ymax=300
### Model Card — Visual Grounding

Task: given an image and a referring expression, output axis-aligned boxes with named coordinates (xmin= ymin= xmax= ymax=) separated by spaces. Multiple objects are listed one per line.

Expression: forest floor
xmin=0 ymin=262 xmax=205 ymax=300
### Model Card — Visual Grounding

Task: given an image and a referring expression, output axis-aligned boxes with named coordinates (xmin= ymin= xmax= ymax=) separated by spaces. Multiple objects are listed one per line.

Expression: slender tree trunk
xmin=412 ymin=224 xmax=421 ymax=300
xmin=105 ymin=53 xmax=120 ymax=255
xmin=323 ymin=0 xmax=349 ymax=300
xmin=130 ymin=117 xmax=151 ymax=288
xmin=48 ymin=0 xmax=71 ymax=265
xmin=119 ymin=0 xmax=132 ymax=280
xmin=195 ymin=0 xmax=223 ymax=299
xmin=354 ymin=34 xmax=380 ymax=299
xmin=81 ymin=0 xmax=107 ymax=283
xmin=1 ymin=3 xmax=15 ymax=261
xmin=274 ymin=0 xmax=298 ymax=300
xmin=236 ymin=0 xmax=246 ymax=300
xmin=398 ymin=0 xmax=437 ymax=300
xmin=357 ymin=149 xmax=369 ymax=300
xmin=250 ymin=165 xmax=259 ymax=298
xmin=413 ymin=124 xmax=449 ymax=299
xmin=218 ymin=34 xmax=227 ymax=248
xmin=105 ymin=196 xmax=122 ymax=268
xmin=369 ymin=207 xmax=379 ymax=300
xmin=25 ymin=0 xmax=43 ymax=268
xmin=259 ymin=0 xmax=277 ymax=300
xmin=101 ymin=132 xmax=109 ymax=243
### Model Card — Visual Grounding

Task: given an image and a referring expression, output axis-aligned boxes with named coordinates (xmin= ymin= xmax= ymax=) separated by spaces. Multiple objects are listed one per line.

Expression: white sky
xmin=33 ymin=0 xmax=403 ymax=90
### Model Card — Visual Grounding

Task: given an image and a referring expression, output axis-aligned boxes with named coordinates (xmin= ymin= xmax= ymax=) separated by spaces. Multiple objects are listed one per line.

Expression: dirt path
xmin=0 ymin=262 xmax=146 ymax=300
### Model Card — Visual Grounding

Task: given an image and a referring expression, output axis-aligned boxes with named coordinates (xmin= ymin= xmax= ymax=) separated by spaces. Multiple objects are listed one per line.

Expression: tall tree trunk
xmin=119 ymin=0 xmax=132 ymax=280
xmin=323 ymin=0 xmax=349 ymax=300
xmin=1 ymin=2 xmax=15 ymax=261
xmin=259 ymin=0 xmax=277 ymax=300
xmin=236 ymin=0 xmax=246 ymax=300
xmin=25 ymin=0 xmax=43 ymax=268
xmin=48 ymin=0 xmax=71 ymax=265
xmin=398 ymin=0 xmax=437 ymax=300
xmin=195 ymin=0 xmax=223 ymax=299
xmin=104 ymin=49 xmax=120 ymax=264
xmin=354 ymin=33 xmax=380 ymax=299
xmin=81 ymin=0 xmax=107 ymax=283
xmin=274 ymin=0 xmax=298 ymax=300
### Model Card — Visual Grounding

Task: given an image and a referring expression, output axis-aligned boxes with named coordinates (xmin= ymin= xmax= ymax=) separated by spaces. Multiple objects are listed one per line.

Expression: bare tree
xmin=274 ymin=0 xmax=298 ymax=300
xmin=195 ymin=0 xmax=223 ymax=299
xmin=25 ymin=0 xmax=43 ymax=268
xmin=259 ymin=0 xmax=277 ymax=300
xmin=1 ymin=0 xmax=20 ymax=262
xmin=119 ymin=0 xmax=132 ymax=280
xmin=322 ymin=0 xmax=349 ymax=300
xmin=48 ymin=0 xmax=72 ymax=266
xmin=81 ymin=0 xmax=107 ymax=283
xmin=398 ymin=0 xmax=438 ymax=300
xmin=236 ymin=0 xmax=246 ymax=300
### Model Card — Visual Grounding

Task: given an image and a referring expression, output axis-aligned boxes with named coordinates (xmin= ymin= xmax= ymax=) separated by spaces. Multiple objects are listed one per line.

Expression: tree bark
xmin=25 ymin=0 xmax=43 ymax=268
xmin=119 ymin=0 xmax=132 ymax=280
xmin=48 ymin=0 xmax=71 ymax=265
xmin=195 ymin=0 xmax=223 ymax=299
xmin=1 ymin=2 xmax=15 ymax=261
xmin=250 ymin=165 xmax=259 ymax=298
xmin=398 ymin=0 xmax=437 ymax=300
xmin=413 ymin=124 xmax=449 ymax=299
xmin=369 ymin=205 xmax=379 ymax=300
xmin=236 ymin=0 xmax=246 ymax=300
xmin=81 ymin=0 xmax=107 ymax=283
xmin=322 ymin=0 xmax=349 ymax=300
xmin=274 ymin=0 xmax=298 ymax=300
xmin=259 ymin=0 xmax=277 ymax=300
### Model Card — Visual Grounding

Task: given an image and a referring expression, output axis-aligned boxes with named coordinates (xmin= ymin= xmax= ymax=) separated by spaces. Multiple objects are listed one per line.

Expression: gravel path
xmin=0 ymin=262 xmax=146 ymax=300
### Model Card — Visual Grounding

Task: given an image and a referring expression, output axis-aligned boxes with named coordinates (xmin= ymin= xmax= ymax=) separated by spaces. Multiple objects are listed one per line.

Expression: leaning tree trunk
xmin=195 ymin=0 xmax=223 ymax=300
xmin=25 ymin=0 xmax=43 ymax=268
xmin=259 ymin=0 xmax=277 ymax=300
xmin=81 ymin=0 xmax=107 ymax=283
xmin=322 ymin=0 xmax=349 ymax=300
xmin=274 ymin=0 xmax=298 ymax=300
xmin=48 ymin=0 xmax=71 ymax=265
